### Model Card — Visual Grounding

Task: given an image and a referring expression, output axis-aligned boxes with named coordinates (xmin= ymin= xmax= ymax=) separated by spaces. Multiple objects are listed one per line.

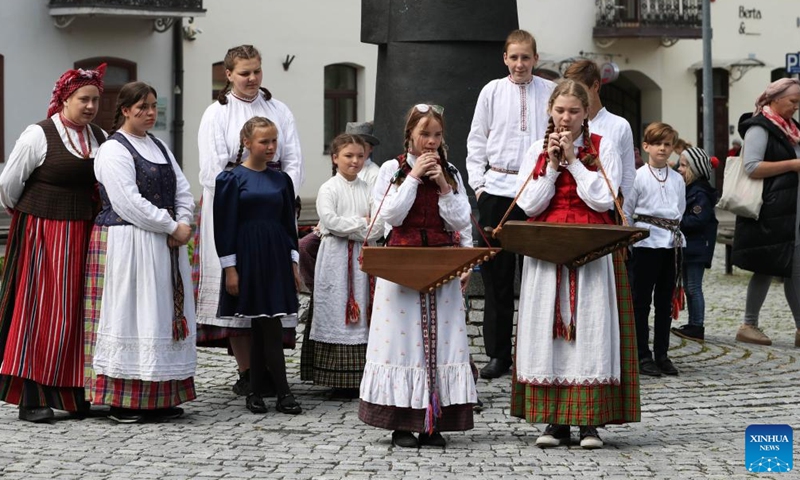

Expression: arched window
xmin=600 ymin=74 xmax=641 ymax=146
xmin=75 ymin=57 xmax=136 ymax=132
xmin=324 ymin=64 xmax=358 ymax=152
xmin=212 ymin=61 xmax=226 ymax=101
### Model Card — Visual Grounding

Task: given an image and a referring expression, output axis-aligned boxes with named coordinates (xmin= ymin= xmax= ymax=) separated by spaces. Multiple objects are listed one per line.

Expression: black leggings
xmin=250 ymin=317 xmax=290 ymax=398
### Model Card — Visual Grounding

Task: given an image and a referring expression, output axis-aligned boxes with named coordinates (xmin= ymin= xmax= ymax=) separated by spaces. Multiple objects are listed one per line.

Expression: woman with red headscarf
xmin=0 ymin=64 xmax=107 ymax=422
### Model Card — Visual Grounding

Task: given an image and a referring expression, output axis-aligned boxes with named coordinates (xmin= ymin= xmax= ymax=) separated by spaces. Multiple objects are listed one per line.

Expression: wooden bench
xmin=717 ymin=226 xmax=734 ymax=274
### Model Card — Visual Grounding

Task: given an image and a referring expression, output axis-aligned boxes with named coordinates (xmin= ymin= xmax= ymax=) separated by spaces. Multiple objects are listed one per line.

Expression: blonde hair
xmin=680 ymin=154 xmax=697 ymax=184
xmin=236 ymin=116 xmax=277 ymax=163
xmin=542 ymin=80 xmax=596 ymax=166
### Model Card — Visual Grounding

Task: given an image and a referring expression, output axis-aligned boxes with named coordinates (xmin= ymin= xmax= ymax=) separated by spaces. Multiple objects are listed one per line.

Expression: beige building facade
xmin=2 ymin=1 xmax=798 ymax=201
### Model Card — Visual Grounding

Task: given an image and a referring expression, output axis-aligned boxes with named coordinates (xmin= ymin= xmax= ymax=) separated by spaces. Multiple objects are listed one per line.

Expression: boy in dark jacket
xmin=673 ymin=148 xmax=719 ymax=341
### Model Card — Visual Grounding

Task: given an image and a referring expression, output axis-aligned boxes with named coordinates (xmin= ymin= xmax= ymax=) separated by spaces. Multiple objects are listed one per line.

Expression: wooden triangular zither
xmin=494 ymin=221 xmax=649 ymax=268
xmin=360 ymin=247 xmax=500 ymax=292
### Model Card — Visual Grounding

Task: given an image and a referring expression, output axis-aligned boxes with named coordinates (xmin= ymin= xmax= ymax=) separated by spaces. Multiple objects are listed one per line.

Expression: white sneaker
xmin=579 ymin=426 xmax=603 ymax=449
xmin=535 ymin=424 xmax=570 ymax=448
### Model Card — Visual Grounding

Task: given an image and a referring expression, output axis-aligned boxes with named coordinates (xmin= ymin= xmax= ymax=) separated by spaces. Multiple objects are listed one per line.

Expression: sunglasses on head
xmin=414 ymin=104 xmax=444 ymax=115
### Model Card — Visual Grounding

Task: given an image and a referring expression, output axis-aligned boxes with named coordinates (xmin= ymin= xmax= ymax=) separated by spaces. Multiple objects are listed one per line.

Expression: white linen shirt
xmin=466 ymin=75 xmax=556 ymax=198
xmin=623 ymin=164 xmax=686 ymax=249
xmin=516 ymin=135 xmax=621 ymax=218
xmin=357 ymin=158 xmax=380 ymax=191
xmin=590 ymin=107 xmax=636 ymax=203
xmin=95 ymin=132 xmax=194 ymax=234
xmin=317 ymin=173 xmax=384 ymax=242
xmin=372 ymin=154 xmax=473 ymax=248
xmin=197 ymin=93 xmax=304 ymax=195
xmin=0 ymin=114 xmax=106 ymax=209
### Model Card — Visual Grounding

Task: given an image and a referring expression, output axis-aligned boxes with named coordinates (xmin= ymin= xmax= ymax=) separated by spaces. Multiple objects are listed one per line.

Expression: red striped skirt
xmin=0 ymin=212 xmax=90 ymax=386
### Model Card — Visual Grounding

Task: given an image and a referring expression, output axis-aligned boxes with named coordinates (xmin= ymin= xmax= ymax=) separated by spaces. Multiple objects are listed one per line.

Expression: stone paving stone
xmin=1 ymin=244 xmax=799 ymax=479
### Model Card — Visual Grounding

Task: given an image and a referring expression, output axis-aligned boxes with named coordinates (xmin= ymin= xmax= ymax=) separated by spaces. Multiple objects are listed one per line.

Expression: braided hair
xmin=217 ymin=45 xmax=272 ymax=105
xmin=235 ymin=116 xmax=277 ymax=164
xmin=542 ymin=79 xmax=596 ymax=167
xmin=581 ymin=117 xmax=597 ymax=166
xmin=110 ymin=82 xmax=158 ymax=134
xmin=329 ymin=133 xmax=368 ymax=177
xmin=396 ymin=105 xmax=459 ymax=192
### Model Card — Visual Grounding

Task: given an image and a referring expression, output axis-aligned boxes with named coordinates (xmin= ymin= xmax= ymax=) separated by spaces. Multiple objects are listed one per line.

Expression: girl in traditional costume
xmin=85 ymin=82 xmax=196 ymax=424
xmin=301 ymin=134 xmax=383 ymax=395
xmin=512 ymin=80 xmax=640 ymax=449
xmin=0 ymin=64 xmax=106 ymax=422
xmin=196 ymin=44 xmax=304 ymax=395
xmin=359 ymin=104 xmax=476 ymax=448
xmin=213 ymin=116 xmax=303 ymax=415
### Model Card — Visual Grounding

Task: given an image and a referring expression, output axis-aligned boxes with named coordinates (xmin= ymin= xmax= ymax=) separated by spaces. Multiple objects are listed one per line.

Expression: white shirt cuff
xmin=291 ymin=249 xmax=299 ymax=263
xmin=219 ymin=254 xmax=236 ymax=268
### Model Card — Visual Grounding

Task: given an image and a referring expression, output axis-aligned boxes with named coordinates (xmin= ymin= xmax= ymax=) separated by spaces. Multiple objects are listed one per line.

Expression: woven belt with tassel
xmin=167 ymin=207 xmax=189 ymax=341
xmin=632 ymin=213 xmax=685 ymax=318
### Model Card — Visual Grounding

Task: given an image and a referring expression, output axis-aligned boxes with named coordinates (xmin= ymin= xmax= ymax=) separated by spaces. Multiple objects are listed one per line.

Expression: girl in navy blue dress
xmin=214 ymin=116 xmax=302 ymax=414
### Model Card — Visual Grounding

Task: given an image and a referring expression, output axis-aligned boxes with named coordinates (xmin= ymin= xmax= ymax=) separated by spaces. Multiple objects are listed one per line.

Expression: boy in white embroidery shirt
xmin=624 ymin=122 xmax=686 ymax=378
xmin=466 ymin=29 xmax=556 ymax=379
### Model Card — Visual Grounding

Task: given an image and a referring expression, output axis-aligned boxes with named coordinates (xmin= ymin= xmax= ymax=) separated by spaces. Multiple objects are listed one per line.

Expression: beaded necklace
xmin=647 ymin=163 xmax=670 ymax=202
xmin=231 ymin=90 xmax=258 ymax=103
xmin=647 ymin=163 xmax=669 ymax=185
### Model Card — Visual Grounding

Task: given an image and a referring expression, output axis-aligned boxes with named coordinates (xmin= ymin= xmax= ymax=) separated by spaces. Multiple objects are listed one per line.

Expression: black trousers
xmin=476 ymin=192 xmax=525 ymax=363
xmin=628 ymin=247 xmax=676 ymax=360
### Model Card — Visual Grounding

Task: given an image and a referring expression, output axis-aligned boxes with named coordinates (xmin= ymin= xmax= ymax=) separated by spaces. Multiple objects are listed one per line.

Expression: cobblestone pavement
xmin=2 ymin=241 xmax=799 ymax=480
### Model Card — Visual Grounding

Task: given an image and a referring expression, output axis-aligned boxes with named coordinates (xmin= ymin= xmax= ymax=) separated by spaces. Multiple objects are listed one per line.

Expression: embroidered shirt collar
xmin=507 ymin=75 xmax=534 ymax=86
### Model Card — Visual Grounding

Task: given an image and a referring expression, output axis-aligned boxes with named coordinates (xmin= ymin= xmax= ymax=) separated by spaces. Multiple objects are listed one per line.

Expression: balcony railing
xmin=48 ymin=0 xmax=204 ymax=29
xmin=594 ymin=0 xmax=702 ymax=40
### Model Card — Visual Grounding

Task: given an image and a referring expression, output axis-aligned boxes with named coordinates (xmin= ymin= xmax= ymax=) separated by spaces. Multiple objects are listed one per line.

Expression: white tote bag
xmin=716 ymin=149 xmax=764 ymax=220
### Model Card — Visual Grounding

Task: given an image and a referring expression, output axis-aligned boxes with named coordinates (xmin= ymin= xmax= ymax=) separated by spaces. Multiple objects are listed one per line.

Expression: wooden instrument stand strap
xmin=359 ymin=163 xmax=500 ymax=292
xmin=490 ymin=143 xmax=649 ymax=267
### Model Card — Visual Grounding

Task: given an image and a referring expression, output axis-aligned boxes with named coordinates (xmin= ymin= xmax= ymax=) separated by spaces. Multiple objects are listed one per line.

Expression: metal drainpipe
xmin=172 ymin=21 xmax=184 ymax=167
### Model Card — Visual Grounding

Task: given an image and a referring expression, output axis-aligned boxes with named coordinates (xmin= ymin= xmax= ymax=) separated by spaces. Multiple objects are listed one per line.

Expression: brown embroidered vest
xmin=387 ymin=155 xmax=455 ymax=247
xmin=15 ymin=118 xmax=104 ymax=220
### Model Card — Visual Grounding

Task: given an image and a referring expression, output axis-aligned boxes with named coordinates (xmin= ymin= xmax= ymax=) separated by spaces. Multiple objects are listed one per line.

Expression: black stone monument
xmin=362 ymin=0 xmax=519 ymax=196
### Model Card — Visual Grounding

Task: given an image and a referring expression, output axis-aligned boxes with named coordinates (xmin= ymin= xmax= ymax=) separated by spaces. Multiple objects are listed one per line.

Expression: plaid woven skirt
xmin=84 ymin=226 xmax=196 ymax=409
xmin=359 ymin=401 xmax=474 ymax=433
xmin=0 ymin=212 xmax=90 ymax=410
xmin=511 ymin=250 xmax=641 ymax=426
xmin=300 ymin=298 xmax=366 ymax=388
